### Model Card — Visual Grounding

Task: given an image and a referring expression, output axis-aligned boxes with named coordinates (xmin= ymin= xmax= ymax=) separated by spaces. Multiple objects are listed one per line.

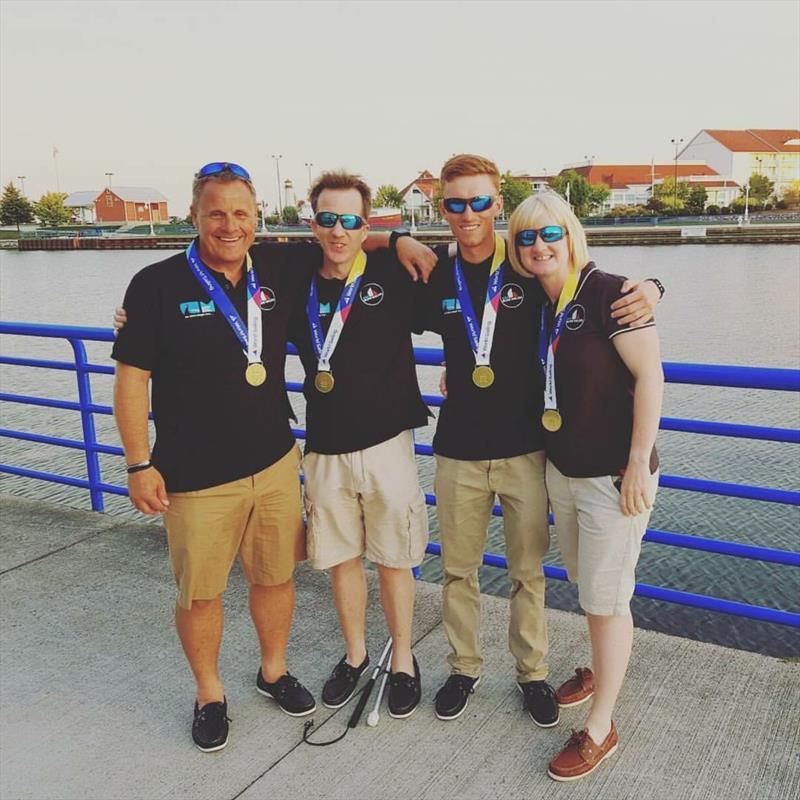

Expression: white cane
xmin=367 ymin=643 xmax=393 ymax=727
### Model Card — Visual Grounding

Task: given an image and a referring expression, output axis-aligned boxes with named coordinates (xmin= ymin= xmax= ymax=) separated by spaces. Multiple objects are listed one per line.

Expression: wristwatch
xmin=389 ymin=228 xmax=411 ymax=253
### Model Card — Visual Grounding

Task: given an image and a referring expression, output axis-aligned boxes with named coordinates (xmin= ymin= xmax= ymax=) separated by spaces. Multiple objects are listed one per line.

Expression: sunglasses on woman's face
xmin=314 ymin=211 xmax=366 ymax=230
xmin=195 ymin=162 xmax=252 ymax=181
xmin=515 ymin=225 xmax=567 ymax=246
xmin=442 ymin=195 xmax=495 ymax=214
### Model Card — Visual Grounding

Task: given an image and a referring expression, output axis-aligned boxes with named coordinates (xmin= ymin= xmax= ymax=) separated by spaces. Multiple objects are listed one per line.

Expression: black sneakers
xmin=518 ymin=680 xmax=560 ymax=727
xmin=322 ymin=654 xmax=370 ymax=709
xmin=192 ymin=698 xmax=230 ymax=752
xmin=388 ymin=656 xmax=421 ymax=719
xmin=434 ymin=674 xmax=480 ymax=721
xmin=256 ymin=670 xmax=316 ymax=717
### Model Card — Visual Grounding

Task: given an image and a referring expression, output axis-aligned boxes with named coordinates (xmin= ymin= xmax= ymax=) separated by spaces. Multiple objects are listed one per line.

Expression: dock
xmin=1 ymin=493 xmax=798 ymax=800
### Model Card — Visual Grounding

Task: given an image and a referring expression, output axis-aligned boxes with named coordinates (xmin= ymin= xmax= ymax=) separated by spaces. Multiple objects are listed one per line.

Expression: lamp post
xmin=744 ymin=182 xmax=750 ymax=225
xmin=105 ymin=172 xmax=113 ymax=188
xmin=17 ymin=176 xmax=26 ymax=195
xmin=271 ymin=155 xmax=283 ymax=216
xmin=260 ymin=200 xmax=268 ymax=232
xmin=670 ymin=137 xmax=684 ymax=210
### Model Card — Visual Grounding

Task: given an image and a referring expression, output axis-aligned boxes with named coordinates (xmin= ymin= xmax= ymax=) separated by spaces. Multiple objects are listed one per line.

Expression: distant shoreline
xmin=6 ymin=222 xmax=799 ymax=251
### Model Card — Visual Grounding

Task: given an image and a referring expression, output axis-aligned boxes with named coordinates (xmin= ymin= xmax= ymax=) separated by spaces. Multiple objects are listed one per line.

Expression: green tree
xmin=781 ymin=179 xmax=800 ymax=209
xmin=33 ymin=192 xmax=71 ymax=226
xmin=499 ymin=172 xmax=533 ymax=215
xmin=588 ymin=183 xmax=610 ymax=213
xmin=653 ymin=177 xmax=691 ymax=210
xmin=685 ymin=185 xmax=708 ymax=215
xmin=748 ymin=173 xmax=774 ymax=207
xmin=374 ymin=184 xmax=405 ymax=209
xmin=0 ymin=183 xmax=35 ymax=230
xmin=281 ymin=205 xmax=299 ymax=225
xmin=550 ymin=171 xmax=608 ymax=216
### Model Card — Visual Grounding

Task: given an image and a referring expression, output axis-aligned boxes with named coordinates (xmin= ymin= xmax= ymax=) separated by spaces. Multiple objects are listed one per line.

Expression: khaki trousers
xmin=434 ymin=450 xmax=550 ymax=682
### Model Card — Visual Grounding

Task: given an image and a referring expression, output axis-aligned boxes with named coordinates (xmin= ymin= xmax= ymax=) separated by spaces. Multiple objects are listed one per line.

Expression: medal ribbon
xmin=539 ymin=267 xmax=595 ymax=412
xmin=185 ymin=240 xmax=262 ymax=367
xmin=454 ymin=234 xmax=506 ymax=367
xmin=307 ymin=250 xmax=367 ymax=372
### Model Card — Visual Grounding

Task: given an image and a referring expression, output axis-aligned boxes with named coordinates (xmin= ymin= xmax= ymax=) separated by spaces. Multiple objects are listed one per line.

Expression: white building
xmin=679 ymin=129 xmax=800 ymax=198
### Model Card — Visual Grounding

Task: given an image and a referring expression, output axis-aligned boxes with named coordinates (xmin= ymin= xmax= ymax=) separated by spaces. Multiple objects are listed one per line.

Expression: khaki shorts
xmin=545 ymin=459 xmax=659 ymax=616
xmin=302 ymin=430 xmax=429 ymax=570
xmin=164 ymin=445 xmax=305 ymax=610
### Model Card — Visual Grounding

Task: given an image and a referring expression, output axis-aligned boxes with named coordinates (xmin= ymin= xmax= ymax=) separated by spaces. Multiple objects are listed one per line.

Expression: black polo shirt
xmin=112 ymin=242 xmax=316 ymax=492
xmin=543 ymin=263 xmax=659 ymax=478
xmin=423 ymin=245 xmax=546 ymax=461
xmin=289 ymin=249 xmax=430 ymax=455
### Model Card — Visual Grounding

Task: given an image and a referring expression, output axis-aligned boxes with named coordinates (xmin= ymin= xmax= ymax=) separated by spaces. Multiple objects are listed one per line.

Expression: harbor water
xmin=1 ymin=244 xmax=798 ymax=657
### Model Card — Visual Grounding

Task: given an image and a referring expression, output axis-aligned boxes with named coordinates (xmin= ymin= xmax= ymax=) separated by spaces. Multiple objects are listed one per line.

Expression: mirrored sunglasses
xmin=314 ymin=211 xmax=366 ymax=230
xmin=442 ymin=195 xmax=495 ymax=214
xmin=195 ymin=162 xmax=252 ymax=181
xmin=515 ymin=225 xmax=567 ymax=246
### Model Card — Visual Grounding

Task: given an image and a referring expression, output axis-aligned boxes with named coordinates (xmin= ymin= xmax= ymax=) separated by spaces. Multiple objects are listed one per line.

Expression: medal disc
xmin=315 ymin=371 xmax=335 ymax=393
xmin=472 ymin=365 xmax=495 ymax=389
xmin=541 ymin=409 xmax=562 ymax=432
xmin=245 ymin=363 xmax=267 ymax=386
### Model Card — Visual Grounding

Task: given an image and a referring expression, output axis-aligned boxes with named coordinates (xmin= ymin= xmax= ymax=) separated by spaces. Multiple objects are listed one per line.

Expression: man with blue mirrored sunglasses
xmin=112 ymin=162 xmax=438 ymax=751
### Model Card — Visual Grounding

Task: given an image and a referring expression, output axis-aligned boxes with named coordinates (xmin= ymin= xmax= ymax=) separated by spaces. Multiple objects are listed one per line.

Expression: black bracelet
xmin=646 ymin=278 xmax=665 ymax=299
xmin=127 ymin=462 xmax=153 ymax=475
xmin=389 ymin=229 xmax=411 ymax=253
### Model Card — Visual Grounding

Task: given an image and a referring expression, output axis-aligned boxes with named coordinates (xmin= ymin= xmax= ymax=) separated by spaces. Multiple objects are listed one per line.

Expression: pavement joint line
xmin=0 ymin=521 xmax=130 ymax=576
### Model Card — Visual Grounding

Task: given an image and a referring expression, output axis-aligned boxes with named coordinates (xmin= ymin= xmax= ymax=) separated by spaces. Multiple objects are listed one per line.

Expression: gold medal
xmin=314 ymin=371 xmax=335 ymax=393
xmin=245 ymin=363 xmax=267 ymax=386
xmin=472 ymin=365 xmax=495 ymax=389
xmin=542 ymin=409 xmax=562 ymax=432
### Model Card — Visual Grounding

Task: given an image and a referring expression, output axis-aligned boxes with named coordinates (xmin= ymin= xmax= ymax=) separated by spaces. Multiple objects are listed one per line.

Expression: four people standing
xmin=113 ymin=156 xmax=663 ymax=780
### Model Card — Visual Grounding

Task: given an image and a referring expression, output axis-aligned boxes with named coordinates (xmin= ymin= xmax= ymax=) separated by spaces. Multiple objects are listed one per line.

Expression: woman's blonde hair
xmin=507 ymin=191 xmax=590 ymax=277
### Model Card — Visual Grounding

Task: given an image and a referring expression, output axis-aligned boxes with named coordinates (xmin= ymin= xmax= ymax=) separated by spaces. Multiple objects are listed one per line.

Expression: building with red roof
xmin=679 ymin=130 xmax=800 ymax=197
xmin=398 ymin=170 xmax=440 ymax=222
xmin=561 ymin=163 xmax=739 ymax=209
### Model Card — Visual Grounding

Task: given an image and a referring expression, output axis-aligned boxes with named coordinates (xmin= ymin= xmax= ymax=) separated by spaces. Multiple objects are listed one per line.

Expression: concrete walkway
xmin=1 ymin=493 xmax=798 ymax=800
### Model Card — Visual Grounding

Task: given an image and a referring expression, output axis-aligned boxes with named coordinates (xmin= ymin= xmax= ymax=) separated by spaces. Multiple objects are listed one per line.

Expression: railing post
xmin=68 ymin=337 xmax=105 ymax=511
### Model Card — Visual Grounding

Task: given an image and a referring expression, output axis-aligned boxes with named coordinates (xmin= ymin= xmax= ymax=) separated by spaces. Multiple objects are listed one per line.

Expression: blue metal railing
xmin=1 ymin=321 xmax=798 ymax=628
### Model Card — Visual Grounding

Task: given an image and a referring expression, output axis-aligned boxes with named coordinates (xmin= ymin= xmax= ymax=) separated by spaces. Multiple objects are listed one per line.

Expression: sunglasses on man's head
xmin=515 ymin=225 xmax=567 ymax=246
xmin=195 ymin=162 xmax=252 ymax=181
xmin=442 ymin=195 xmax=495 ymax=214
xmin=314 ymin=211 xmax=366 ymax=230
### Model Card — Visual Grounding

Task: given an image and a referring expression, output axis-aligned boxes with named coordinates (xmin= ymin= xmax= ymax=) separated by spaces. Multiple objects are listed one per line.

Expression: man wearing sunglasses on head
xmin=423 ymin=154 xmax=662 ymax=726
xmin=112 ymin=162 xmax=436 ymax=752
xmin=287 ymin=171 xmax=430 ymax=720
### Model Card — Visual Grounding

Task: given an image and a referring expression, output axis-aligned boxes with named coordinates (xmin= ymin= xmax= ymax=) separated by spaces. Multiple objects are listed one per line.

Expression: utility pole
xmin=17 ymin=176 xmax=26 ymax=195
xmin=670 ymin=137 xmax=684 ymax=210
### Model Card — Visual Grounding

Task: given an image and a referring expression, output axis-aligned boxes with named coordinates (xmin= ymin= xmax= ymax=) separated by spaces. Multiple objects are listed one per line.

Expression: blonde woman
xmin=508 ymin=192 xmax=663 ymax=781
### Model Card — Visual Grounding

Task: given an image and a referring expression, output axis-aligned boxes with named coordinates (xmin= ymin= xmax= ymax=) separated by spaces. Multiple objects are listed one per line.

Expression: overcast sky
xmin=2 ymin=0 xmax=798 ymax=216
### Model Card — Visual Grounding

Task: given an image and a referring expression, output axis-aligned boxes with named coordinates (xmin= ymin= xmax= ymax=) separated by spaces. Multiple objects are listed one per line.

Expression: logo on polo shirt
xmin=441 ymin=297 xmax=461 ymax=315
xmin=179 ymin=300 xmax=216 ymax=318
xmin=258 ymin=286 xmax=276 ymax=311
xmin=360 ymin=283 xmax=384 ymax=306
xmin=565 ymin=304 xmax=586 ymax=331
xmin=500 ymin=283 xmax=524 ymax=308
